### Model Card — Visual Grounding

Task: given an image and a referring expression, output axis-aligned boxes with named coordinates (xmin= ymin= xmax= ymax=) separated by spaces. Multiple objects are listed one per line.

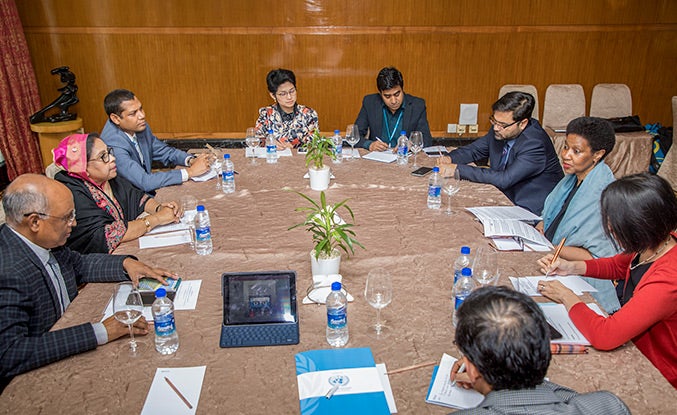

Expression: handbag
xmin=606 ymin=115 xmax=645 ymax=133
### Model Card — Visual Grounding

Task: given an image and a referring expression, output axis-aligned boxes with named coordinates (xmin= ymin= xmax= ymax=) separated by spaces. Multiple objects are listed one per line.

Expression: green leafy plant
xmin=302 ymin=130 xmax=336 ymax=169
xmin=288 ymin=190 xmax=364 ymax=260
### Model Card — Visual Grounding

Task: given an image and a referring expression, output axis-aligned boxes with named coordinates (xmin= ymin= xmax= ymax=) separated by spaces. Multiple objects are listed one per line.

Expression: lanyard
xmin=382 ymin=108 xmax=403 ymax=146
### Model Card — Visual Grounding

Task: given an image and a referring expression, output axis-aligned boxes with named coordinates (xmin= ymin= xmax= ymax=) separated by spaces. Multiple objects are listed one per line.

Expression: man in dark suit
xmin=355 ymin=67 xmax=433 ymax=150
xmin=100 ymin=89 xmax=212 ymax=193
xmin=439 ymin=92 xmax=563 ymax=215
xmin=450 ymin=286 xmax=630 ymax=414
xmin=0 ymin=174 xmax=175 ymax=392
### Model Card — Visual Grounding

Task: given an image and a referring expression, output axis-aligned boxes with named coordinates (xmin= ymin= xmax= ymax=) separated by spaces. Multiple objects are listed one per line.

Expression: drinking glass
xmin=345 ymin=124 xmax=360 ymax=159
xmin=472 ymin=247 xmax=499 ymax=287
xmin=443 ymin=169 xmax=461 ymax=215
xmin=180 ymin=195 xmax=198 ymax=249
xmin=364 ymin=269 xmax=393 ymax=337
xmin=112 ymin=282 xmax=145 ymax=355
xmin=409 ymin=131 xmax=423 ymax=168
xmin=211 ymin=157 xmax=223 ymax=190
xmin=245 ymin=127 xmax=259 ymax=164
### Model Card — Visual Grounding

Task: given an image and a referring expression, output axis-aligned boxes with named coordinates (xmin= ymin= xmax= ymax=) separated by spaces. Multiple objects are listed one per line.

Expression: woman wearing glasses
xmin=254 ymin=68 xmax=319 ymax=149
xmin=53 ymin=133 xmax=181 ymax=254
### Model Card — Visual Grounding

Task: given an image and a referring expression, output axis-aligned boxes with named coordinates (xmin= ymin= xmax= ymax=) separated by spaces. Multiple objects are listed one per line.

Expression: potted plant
xmin=289 ymin=190 xmax=364 ymax=276
xmin=303 ymin=130 xmax=335 ymax=191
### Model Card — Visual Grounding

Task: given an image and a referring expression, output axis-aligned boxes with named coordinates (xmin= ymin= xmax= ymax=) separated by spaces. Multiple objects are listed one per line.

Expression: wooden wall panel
xmin=17 ymin=1 xmax=677 ymax=138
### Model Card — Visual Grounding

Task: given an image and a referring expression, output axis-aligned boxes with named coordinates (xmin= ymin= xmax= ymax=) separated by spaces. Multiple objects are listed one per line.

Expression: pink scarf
xmin=53 ymin=133 xmax=104 ymax=187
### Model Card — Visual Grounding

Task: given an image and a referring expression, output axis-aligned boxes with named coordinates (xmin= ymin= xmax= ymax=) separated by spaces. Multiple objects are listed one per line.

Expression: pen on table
xmin=450 ymin=361 xmax=466 ymax=387
xmin=325 ymin=384 xmax=339 ymax=399
xmin=386 ymin=360 xmax=436 ymax=375
xmin=545 ymin=237 xmax=567 ymax=278
xmin=164 ymin=376 xmax=193 ymax=409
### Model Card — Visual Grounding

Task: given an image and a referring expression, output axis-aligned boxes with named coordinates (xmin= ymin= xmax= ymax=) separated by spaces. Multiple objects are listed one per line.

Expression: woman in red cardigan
xmin=537 ymin=173 xmax=677 ymax=388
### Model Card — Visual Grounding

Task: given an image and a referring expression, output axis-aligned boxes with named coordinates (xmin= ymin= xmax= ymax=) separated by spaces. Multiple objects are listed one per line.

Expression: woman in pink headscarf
xmin=54 ymin=133 xmax=182 ymax=253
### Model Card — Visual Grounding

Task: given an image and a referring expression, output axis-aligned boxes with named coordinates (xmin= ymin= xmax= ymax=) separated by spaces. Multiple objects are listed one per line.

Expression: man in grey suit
xmin=0 ymin=174 xmax=175 ymax=392
xmin=450 ymin=286 xmax=629 ymax=415
xmin=355 ymin=67 xmax=433 ymax=150
xmin=101 ymin=89 xmax=212 ymax=194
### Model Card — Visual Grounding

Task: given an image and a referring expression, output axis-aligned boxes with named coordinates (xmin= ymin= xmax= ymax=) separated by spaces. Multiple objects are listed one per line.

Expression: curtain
xmin=0 ymin=0 xmax=43 ymax=179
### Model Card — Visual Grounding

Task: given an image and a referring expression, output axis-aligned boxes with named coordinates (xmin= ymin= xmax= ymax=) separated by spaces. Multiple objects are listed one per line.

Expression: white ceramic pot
xmin=308 ymin=165 xmax=331 ymax=191
xmin=310 ymin=249 xmax=341 ymax=276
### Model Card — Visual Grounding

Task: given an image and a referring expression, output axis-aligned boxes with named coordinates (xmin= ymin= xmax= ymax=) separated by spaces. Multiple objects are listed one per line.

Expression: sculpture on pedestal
xmin=29 ymin=66 xmax=79 ymax=124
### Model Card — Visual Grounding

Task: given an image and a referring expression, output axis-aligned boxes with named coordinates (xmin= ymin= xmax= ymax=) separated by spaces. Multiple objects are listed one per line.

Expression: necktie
xmin=47 ymin=253 xmax=71 ymax=313
xmin=131 ymin=136 xmax=145 ymax=167
xmin=498 ymin=142 xmax=512 ymax=170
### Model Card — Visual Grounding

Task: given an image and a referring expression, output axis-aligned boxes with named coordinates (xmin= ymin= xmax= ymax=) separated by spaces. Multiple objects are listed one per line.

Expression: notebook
xmin=220 ymin=270 xmax=299 ymax=348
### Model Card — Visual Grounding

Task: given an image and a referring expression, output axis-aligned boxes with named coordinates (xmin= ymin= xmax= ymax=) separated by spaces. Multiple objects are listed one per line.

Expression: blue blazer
xmin=0 ymin=225 xmax=129 ymax=384
xmin=450 ymin=119 xmax=563 ymax=215
xmin=354 ymin=93 xmax=433 ymax=149
xmin=101 ymin=119 xmax=191 ymax=193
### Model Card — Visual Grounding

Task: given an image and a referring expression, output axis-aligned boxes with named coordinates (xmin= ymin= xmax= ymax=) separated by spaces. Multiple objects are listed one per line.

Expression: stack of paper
xmin=426 ymin=353 xmax=484 ymax=409
xmin=509 ymin=275 xmax=598 ymax=297
xmin=423 ymin=146 xmax=448 ymax=157
xmin=246 ymin=147 xmax=293 ymax=158
xmin=538 ymin=303 xmax=605 ymax=345
xmin=466 ymin=206 xmax=552 ymax=251
xmin=363 ymin=151 xmax=397 ymax=163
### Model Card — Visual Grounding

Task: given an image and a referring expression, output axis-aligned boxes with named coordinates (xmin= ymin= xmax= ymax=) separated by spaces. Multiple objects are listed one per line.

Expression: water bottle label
xmin=327 ymin=307 xmax=347 ymax=329
xmin=335 ymin=145 xmax=342 ymax=155
xmin=397 ymin=145 xmax=408 ymax=156
xmin=195 ymin=226 xmax=211 ymax=242
xmin=154 ymin=313 xmax=176 ymax=337
xmin=223 ymin=171 xmax=234 ymax=181
xmin=428 ymin=185 xmax=441 ymax=197
xmin=454 ymin=295 xmax=467 ymax=310
xmin=454 ymin=270 xmax=462 ymax=284
xmin=267 ymin=145 xmax=276 ymax=154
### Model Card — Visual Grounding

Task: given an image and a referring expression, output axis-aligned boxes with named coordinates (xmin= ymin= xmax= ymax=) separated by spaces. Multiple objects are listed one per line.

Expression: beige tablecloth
xmin=1 ymin=150 xmax=674 ymax=414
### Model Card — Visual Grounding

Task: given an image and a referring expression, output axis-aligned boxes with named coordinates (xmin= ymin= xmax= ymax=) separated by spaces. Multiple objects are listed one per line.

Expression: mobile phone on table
xmin=411 ymin=167 xmax=433 ymax=177
xmin=548 ymin=322 xmax=563 ymax=340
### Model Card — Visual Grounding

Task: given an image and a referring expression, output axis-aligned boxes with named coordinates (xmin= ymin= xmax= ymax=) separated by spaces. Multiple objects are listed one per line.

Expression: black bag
xmin=606 ymin=115 xmax=645 ymax=133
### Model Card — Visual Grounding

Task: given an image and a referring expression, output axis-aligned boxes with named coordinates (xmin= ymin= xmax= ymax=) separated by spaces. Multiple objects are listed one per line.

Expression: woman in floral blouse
xmin=255 ymin=68 xmax=319 ymax=149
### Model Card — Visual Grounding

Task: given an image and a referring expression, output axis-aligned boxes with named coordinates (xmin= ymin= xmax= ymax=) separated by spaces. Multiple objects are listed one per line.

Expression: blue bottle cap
xmin=331 ymin=282 xmax=342 ymax=291
xmin=461 ymin=267 xmax=472 ymax=276
xmin=268 ymin=129 xmax=273 ymax=134
xmin=461 ymin=246 xmax=470 ymax=254
xmin=224 ymin=154 xmax=230 ymax=159
xmin=196 ymin=205 xmax=205 ymax=212
xmin=155 ymin=287 xmax=167 ymax=297
xmin=334 ymin=129 xmax=340 ymax=134
xmin=400 ymin=130 xmax=406 ymax=135
xmin=433 ymin=166 xmax=440 ymax=172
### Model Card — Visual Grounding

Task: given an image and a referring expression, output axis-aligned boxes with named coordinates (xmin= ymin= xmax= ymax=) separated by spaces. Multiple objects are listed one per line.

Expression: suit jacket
xmin=451 ymin=381 xmax=630 ymax=415
xmin=101 ymin=119 xmax=191 ymax=193
xmin=355 ymin=93 xmax=433 ymax=149
xmin=0 ymin=224 xmax=129 ymax=384
xmin=450 ymin=119 xmax=563 ymax=215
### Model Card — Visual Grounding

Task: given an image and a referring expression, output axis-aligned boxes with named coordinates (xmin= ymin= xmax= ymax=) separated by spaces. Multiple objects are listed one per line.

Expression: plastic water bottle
xmin=427 ymin=166 xmax=442 ymax=209
xmin=266 ymin=129 xmax=278 ymax=164
xmin=194 ymin=205 xmax=213 ymax=255
xmin=453 ymin=267 xmax=476 ymax=327
xmin=332 ymin=129 xmax=343 ymax=164
xmin=396 ymin=130 xmax=409 ymax=165
xmin=326 ymin=282 xmax=349 ymax=347
xmin=222 ymin=153 xmax=235 ymax=193
xmin=152 ymin=287 xmax=179 ymax=355
xmin=453 ymin=246 xmax=471 ymax=284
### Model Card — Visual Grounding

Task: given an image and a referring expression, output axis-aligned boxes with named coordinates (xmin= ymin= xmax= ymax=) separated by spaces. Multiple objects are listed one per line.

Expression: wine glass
xmin=211 ymin=155 xmax=223 ymax=190
xmin=443 ymin=169 xmax=461 ymax=215
xmin=409 ymin=131 xmax=423 ymax=168
xmin=180 ymin=195 xmax=197 ymax=249
xmin=345 ymin=124 xmax=360 ymax=159
xmin=112 ymin=282 xmax=145 ymax=355
xmin=472 ymin=247 xmax=499 ymax=287
xmin=245 ymin=127 xmax=259 ymax=164
xmin=364 ymin=269 xmax=393 ymax=337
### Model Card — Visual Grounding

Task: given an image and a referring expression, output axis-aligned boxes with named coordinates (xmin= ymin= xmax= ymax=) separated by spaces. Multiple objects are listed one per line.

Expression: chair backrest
xmin=498 ymin=85 xmax=540 ymax=120
xmin=542 ymin=84 xmax=586 ymax=130
xmin=657 ymin=96 xmax=677 ymax=191
xmin=589 ymin=83 xmax=632 ymax=118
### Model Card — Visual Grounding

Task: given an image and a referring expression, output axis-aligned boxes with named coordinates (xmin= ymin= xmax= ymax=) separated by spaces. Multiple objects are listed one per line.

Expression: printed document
xmin=426 ymin=353 xmax=484 ymax=409
xmin=539 ymin=303 xmax=605 ymax=345
xmin=510 ymin=276 xmax=598 ymax=296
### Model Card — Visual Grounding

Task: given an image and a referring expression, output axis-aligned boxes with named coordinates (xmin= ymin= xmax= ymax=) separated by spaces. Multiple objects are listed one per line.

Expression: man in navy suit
xmin=355 ymin=67 xmax=433 ymax=150
xmin=0 ymin=174 xmax=175 ymax=392
xmin=439 ymin=92 xmax=563 ymax=215
xmin=101 ymin=89 xmax=212 ymax=193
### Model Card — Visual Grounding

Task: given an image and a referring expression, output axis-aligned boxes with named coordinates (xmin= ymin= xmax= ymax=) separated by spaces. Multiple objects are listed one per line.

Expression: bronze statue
xmin=29 ymin=66 xmax=79 ymax=124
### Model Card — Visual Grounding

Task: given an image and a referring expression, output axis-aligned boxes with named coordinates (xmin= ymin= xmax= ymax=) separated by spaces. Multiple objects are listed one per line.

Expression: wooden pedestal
xmin=30 ymin=118 xmax=84 ymax=169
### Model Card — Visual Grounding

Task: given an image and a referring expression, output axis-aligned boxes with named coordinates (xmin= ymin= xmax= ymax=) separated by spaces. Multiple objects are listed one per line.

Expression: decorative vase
xmin=310 ymin=249 xmax=341 ymax=276
xmin=308 ymin=165 xmax=331 ymax=191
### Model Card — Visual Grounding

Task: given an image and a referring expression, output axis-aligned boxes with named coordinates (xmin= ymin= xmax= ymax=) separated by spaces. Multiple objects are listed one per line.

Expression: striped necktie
xmin=47 ymin=253 xmax=71 ymax=313
xmin=131 ymin=136 xmax=145 ymax=167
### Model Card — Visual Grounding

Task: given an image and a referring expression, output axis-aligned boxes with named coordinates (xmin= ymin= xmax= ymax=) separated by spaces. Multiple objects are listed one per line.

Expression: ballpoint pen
xmin=164 ymin=376 xmax=193 ymax=409
xmin=545 ymin=237 xmax=567 ymax=278
xmin=325 ymin=384 xmax=339 ymax=399
xmin=450 ymin=361 xmax=466 ymax=387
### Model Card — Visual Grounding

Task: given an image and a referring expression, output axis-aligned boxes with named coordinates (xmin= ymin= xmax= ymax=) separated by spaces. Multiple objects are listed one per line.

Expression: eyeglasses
xmin=489 ymin=115 xmax=521 ymax=130
xmin=89 ymin=147 xmax=114 ymax=163
xmin=276 ymin=88 xmax=296 ymax=98
xmin=23 ymin=210 xmax=77 ymax=225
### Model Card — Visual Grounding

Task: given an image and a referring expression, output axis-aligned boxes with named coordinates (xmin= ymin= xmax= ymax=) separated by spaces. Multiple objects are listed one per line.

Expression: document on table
xmin=246 ymin=147 xmax=293 ymax=158
xmin=139 ymin=229 xmax=192 ymax=249
xmin=363 ymin=151 xmax=397 ymax=163
xmin=423 ymin=146 xmax=448 ymax=157
xmin=102 ymin=280 xmax=202 ymax=322
xmin=426 ymin=353 xmax=484 ymax=409
xmin=146 ymin=222 xmax=191 ymax=235
xmin=342 ymin=148 xmax=362 ymax=158
xmin=509 ymin=276 xmax=598 ymax=296
xmin=466 ymin=206 xmax=541 ymax=223
xmin=141 ymin=366 xmax=206 ymax=415
xmin=538 ymin=303 xmax=605 ymax=345
xmin=189 ymin=169 xmax=217 ymax=182
xmin=481 ymin=218 xmax=552 ymax=249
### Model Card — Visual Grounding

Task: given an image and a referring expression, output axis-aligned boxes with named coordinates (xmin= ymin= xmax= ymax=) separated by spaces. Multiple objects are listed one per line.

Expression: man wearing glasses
xmin=438 ymin=92 xmax=562 ymax=215
xmin=355 ymin=67 xmax=433 ymax=151
xmin=0 ymin=174 xmax=176 ymax=392
xmin=101 ymin=89 xmax=212 ymax=194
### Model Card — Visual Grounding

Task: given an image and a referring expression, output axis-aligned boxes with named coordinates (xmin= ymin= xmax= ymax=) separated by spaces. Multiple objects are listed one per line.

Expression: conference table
xmin=2 ymin=149 xmax=675 ymax=414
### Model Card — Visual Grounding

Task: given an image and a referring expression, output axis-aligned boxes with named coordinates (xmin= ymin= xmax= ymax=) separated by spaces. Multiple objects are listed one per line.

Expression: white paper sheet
xmin=426 ymin=353 xmax=484 ymax=409
xmin=141 ymin=366 xmax=206 ymax=415
xmin=102 ymin=280 xmax=202 ymax=322
xmin=376 ymin=363 xmax=398 ymax=414
xmin=466 ymin=206 xmax=541 ymax=223
xmin=146 ymin=222 xmax=191 ymax=235
xmin=481 ymin=219 xmax=552 ymax=248
xmin=509 ymin=275 xmax=598 ymax=296
xmin=539 ymin=303 xmax=605 ymax=345
xmin=363 ymin=151 xmax=397 ymax=163
xmin=189 ymin=169 xmax=217 ymax=182
xmin=138 ymin=230 xmax=192 ymax=249
xmin=246 ymin=147 xmax=293 ymax=158
xmin=423 ymin=146 xmax=448 ymax=157
xmin=342 ymin=148 xmax=361 ymax=158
